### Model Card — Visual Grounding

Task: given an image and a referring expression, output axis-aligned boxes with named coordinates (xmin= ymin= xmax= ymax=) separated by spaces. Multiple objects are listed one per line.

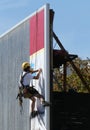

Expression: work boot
xmin=42 ymin=101 xmax=51 ymax=107
xmin=31 ymin=111 xmax=38 ymax=118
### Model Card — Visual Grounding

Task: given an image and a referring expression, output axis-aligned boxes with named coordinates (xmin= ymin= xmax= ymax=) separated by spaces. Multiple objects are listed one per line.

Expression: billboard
xmin=0 ymin=3 xmax=50 ymax=130
xmin=29 ymin=4 xmax=50 ymax=130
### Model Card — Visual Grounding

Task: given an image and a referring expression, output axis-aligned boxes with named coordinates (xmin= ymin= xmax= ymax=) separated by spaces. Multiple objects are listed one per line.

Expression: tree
xmin=53 ymin=57 xmax=90 ymax=93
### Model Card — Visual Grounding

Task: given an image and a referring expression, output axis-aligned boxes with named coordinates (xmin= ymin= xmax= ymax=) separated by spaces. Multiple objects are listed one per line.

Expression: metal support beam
xmin=50 ymin=9 xmax=54 ymax=130
xmin=63 ymin=63 xmax=67 ymax=91
xmin=53 ymin=31 xmax=90 ymax=92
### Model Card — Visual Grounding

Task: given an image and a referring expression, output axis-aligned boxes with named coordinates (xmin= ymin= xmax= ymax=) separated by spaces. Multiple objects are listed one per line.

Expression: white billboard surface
xmin=29 ymin=4 xmax=50 ymax=130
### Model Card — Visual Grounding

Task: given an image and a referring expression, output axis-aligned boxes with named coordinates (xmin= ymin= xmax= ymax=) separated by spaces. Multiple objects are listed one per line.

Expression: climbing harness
xmin=16 ymin=72 xmax=29 ymax=113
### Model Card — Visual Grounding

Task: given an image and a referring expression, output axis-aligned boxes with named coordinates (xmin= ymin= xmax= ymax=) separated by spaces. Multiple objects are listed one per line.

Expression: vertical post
xmin=49 ymin=9 xmax=54 ymax=130
xmin=63 ymin=63 xmax=67 ymax=91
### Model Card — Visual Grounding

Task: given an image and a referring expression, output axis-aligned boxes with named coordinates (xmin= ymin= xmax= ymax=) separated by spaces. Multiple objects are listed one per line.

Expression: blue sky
xmin=0 ymin=0 xmax=90 ymax=59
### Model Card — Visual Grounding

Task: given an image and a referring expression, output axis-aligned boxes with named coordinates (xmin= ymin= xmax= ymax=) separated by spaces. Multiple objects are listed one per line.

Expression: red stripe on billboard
xmin=30 ymin=9 xmax=44 ymax=55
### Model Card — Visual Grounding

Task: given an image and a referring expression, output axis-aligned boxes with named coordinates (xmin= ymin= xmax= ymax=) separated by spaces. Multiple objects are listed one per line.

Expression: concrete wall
xmin=0 ymin=19 xmax=30 ymax=130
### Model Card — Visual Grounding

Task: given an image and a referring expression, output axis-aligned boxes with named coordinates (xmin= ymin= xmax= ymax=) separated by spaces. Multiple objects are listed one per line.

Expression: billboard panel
xmin=0 ymin=21 xmax=30 ymax=130
xmin=29 ymin=4 xmax=50 ymax=130
xmin=0 ymin=3 xmax=50 ymax=130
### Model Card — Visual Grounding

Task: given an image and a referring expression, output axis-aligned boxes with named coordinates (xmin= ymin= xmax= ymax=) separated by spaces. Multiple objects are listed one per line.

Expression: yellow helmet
xmin=22 ymin=62 xmax=30 ymax=70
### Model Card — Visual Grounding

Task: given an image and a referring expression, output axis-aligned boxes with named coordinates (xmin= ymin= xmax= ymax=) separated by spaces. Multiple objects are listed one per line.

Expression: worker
xmin=19 ymin=62 xmax=50 ymax=118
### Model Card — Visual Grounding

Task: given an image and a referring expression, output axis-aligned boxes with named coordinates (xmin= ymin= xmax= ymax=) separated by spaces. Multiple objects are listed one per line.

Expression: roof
xmin=53 ymin=49 xmax=78 ymax=68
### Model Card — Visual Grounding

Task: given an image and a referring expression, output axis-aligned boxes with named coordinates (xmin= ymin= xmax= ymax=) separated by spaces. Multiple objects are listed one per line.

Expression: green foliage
xmin=53 ymin=57 xmax=90 ymax=93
